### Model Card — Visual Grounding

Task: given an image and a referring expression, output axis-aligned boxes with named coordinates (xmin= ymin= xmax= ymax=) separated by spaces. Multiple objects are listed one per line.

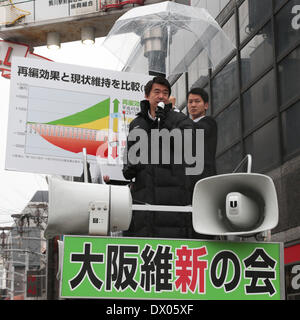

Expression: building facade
xmin=171 ymin=0 xmax=300 ymax=300
xmin=2 ymin=191 xmax=48 ymax=300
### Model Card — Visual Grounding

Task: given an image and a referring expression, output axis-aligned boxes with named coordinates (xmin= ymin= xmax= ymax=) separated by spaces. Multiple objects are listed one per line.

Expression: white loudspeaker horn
xmin=192 ymin=173 xmax=278 ymax=236
xmin=44 ymin=178 xmax=132 ymax=239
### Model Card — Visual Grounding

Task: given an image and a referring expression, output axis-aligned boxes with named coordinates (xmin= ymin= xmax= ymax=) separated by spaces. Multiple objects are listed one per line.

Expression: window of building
xmin=239 ymin=0 xmax=272 ymax=44
xmin=282 ymin=100 xmax=300 ymax=157
xmin=211 ymin=13 xmax=237 ymax=72
xmin=211 ymin=56 xmax=238 ymax=114
xmin=223 ymin=13 xmax=237 ymax=50
xmin=275 ymin=0 xmax=300 ymax=58
xmin=244 ymin=118 xmax=280 ymax=172
xmin=240 ymin=21 xmax=273 ymax=88
xmin=215 ymin=99 xmax=241 ymax=155
xmin=216 ymin=143 xmax=243 ymax=174
xmin=278 ymin=45 xmax=300 ymax=107
xmin=275 ymin=0 xmax=289 ymax=10
xmin=187 ymin=49 xmax=209 ymax=89
xmin=242 ymin=69 xmax=276 ymax=134
xmin=186 ymin=0 xmax=300 ymax=177
xmin=172 ymin=73 xmax=187 ymax=108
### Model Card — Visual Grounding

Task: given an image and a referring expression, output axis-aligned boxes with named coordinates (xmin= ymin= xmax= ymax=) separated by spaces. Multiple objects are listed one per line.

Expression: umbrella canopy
xmin=102 ymin=1 xmax=235 ymax=77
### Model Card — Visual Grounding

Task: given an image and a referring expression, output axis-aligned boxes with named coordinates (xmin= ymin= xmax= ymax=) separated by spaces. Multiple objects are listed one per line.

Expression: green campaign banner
xmin=60 ymin=236 xmax=284 ymax=300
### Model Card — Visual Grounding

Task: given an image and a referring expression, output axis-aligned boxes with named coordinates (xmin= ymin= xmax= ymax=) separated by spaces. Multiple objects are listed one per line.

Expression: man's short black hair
xmin=187 ymin=87 xmax=209 ymax=103
xmin=144 ymin=76 xmax=171 ymax=97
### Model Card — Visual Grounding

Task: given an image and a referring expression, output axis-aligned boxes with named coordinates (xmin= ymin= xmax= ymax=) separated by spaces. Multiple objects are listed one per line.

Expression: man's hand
xmin=155 ymin=106 xmax=168 ymax=123
xmin=168 ymin=96 xmax=176 ymax=108
xmin=103 ymin=175 xmax=110 ymax=183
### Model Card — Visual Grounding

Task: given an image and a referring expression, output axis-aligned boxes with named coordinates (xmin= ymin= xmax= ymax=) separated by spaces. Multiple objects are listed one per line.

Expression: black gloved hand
xmin=155 ymin=106 xmax=168 ymax=125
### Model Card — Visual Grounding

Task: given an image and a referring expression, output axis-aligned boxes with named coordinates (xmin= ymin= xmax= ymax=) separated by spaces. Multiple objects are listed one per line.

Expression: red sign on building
xmin=284 ymin=243 xmax=300 ymax=299
xmin=0 ymin=40 xmax=51 ymax=79
xmin=26 ymin=270 xmax=43 ymax=298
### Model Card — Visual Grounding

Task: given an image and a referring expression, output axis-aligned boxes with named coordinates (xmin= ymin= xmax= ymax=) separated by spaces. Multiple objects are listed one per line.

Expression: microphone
xmin=157 ymin=102 xmax=165 ymax=108
xmin=157 ymin=102 xmax=165 ymax=129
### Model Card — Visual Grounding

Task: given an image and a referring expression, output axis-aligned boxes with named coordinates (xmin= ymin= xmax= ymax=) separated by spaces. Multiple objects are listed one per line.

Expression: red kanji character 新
xmin=175 ymin=245 xmax=208 ymax=294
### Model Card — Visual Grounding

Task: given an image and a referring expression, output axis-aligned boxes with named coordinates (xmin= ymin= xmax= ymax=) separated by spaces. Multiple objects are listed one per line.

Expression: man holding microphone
xmin=122 ymin=76 xmax=197 ymax=239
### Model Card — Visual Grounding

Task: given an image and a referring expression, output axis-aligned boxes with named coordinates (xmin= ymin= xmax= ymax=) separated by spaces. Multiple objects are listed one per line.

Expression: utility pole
xmin=0 ymin=227 xmax=13 ymax=299
xmin=7 ymin=202 xmax=48 ymax=300
xmin=0 ymin=227 xmax=13 ymax=259
xmin=10 ymin=266 xmax=14 ymax=300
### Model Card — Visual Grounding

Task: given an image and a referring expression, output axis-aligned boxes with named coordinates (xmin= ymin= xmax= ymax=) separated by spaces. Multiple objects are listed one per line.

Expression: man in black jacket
xmin=187 ymin=87 xmax=217 ymax=194
xmin=122 ymin=76 xmax=197 ymax=239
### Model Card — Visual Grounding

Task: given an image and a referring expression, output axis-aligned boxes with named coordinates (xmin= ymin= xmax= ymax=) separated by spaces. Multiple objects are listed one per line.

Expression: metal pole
xmin=232 ymin=154 xmax=252 ymax=173
xmin=46 ymin=239 xmax=53 ymax=300
xmin=2 ymin=248 xmax=46 ymax=257
xmin=132 ymin=204 xmax=193 ymax=212
xmin=82 ymin=147 xmax=88 ymax=183
xmin=25 ymin=251 xmax=29 ymax=299
xmin=166 ymin=25 xmax=170 ymax=77
xmin=11 ymin=266 xmax=14 ymax=300
xmin=46 ymin=238 xmax=58 ymax=300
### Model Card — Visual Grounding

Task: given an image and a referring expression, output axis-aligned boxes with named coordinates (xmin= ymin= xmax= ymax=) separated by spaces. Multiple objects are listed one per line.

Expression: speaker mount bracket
xmin=132 ymin=204 xmax=193 ymax=212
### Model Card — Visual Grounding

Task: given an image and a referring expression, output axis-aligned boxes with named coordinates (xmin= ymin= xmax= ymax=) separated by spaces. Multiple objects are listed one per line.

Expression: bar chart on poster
xmin=5 ymin=57 xmax=150 ymax=177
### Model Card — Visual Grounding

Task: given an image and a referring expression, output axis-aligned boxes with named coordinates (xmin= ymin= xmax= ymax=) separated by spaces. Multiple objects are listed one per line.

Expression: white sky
xmin=0 ymin=37 xmax=124 ymax=227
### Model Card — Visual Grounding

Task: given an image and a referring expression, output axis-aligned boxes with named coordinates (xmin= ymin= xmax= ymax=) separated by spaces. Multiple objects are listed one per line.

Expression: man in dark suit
xmin=187 ymin=87 xmax=217 ymax=193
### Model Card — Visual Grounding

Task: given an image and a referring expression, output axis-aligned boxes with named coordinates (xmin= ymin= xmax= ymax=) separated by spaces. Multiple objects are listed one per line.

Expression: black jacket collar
xmin=138 ymin=100 xmax=173 ymax=119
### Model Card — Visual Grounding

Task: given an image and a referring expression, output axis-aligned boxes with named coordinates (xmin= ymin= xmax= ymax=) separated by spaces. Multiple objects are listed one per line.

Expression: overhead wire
xmin=0 ymin=194 xmax=26 ymax=213
xmin=0 ymin=175 xmax=49 ymax=228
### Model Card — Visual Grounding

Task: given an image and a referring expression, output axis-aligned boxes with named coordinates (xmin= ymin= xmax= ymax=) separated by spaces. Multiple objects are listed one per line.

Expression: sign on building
xmin=0 ymin=1 xmax=147 ymax=46
xmin=0 ymin=0 xmax=98 ymax=25
xmin=0 ymin=40 xmax=50 ymax=79
xmin=26 ymin=270 xmax=44 ymax=298
xmin=0 ymin=0 xmax=145 ymax=26
xmin=284 ymin=243 xmax=300 ymax=300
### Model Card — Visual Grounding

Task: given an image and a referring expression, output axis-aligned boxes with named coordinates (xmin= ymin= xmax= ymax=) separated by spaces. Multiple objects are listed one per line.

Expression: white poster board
xmin=6 ymin=57 xmax=151 ymax=179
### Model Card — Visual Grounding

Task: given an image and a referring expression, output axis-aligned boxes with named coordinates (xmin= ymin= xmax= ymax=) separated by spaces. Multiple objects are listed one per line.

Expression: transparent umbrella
xmin=102 ymin=1 xmax=236 ymax=77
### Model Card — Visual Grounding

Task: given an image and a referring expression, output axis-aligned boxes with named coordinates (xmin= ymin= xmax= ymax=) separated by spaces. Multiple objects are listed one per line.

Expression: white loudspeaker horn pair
xmin=44 ymin=178 xmax=132 ymax=239
xmin=192 ymin=173 xmax=278 ymax=236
